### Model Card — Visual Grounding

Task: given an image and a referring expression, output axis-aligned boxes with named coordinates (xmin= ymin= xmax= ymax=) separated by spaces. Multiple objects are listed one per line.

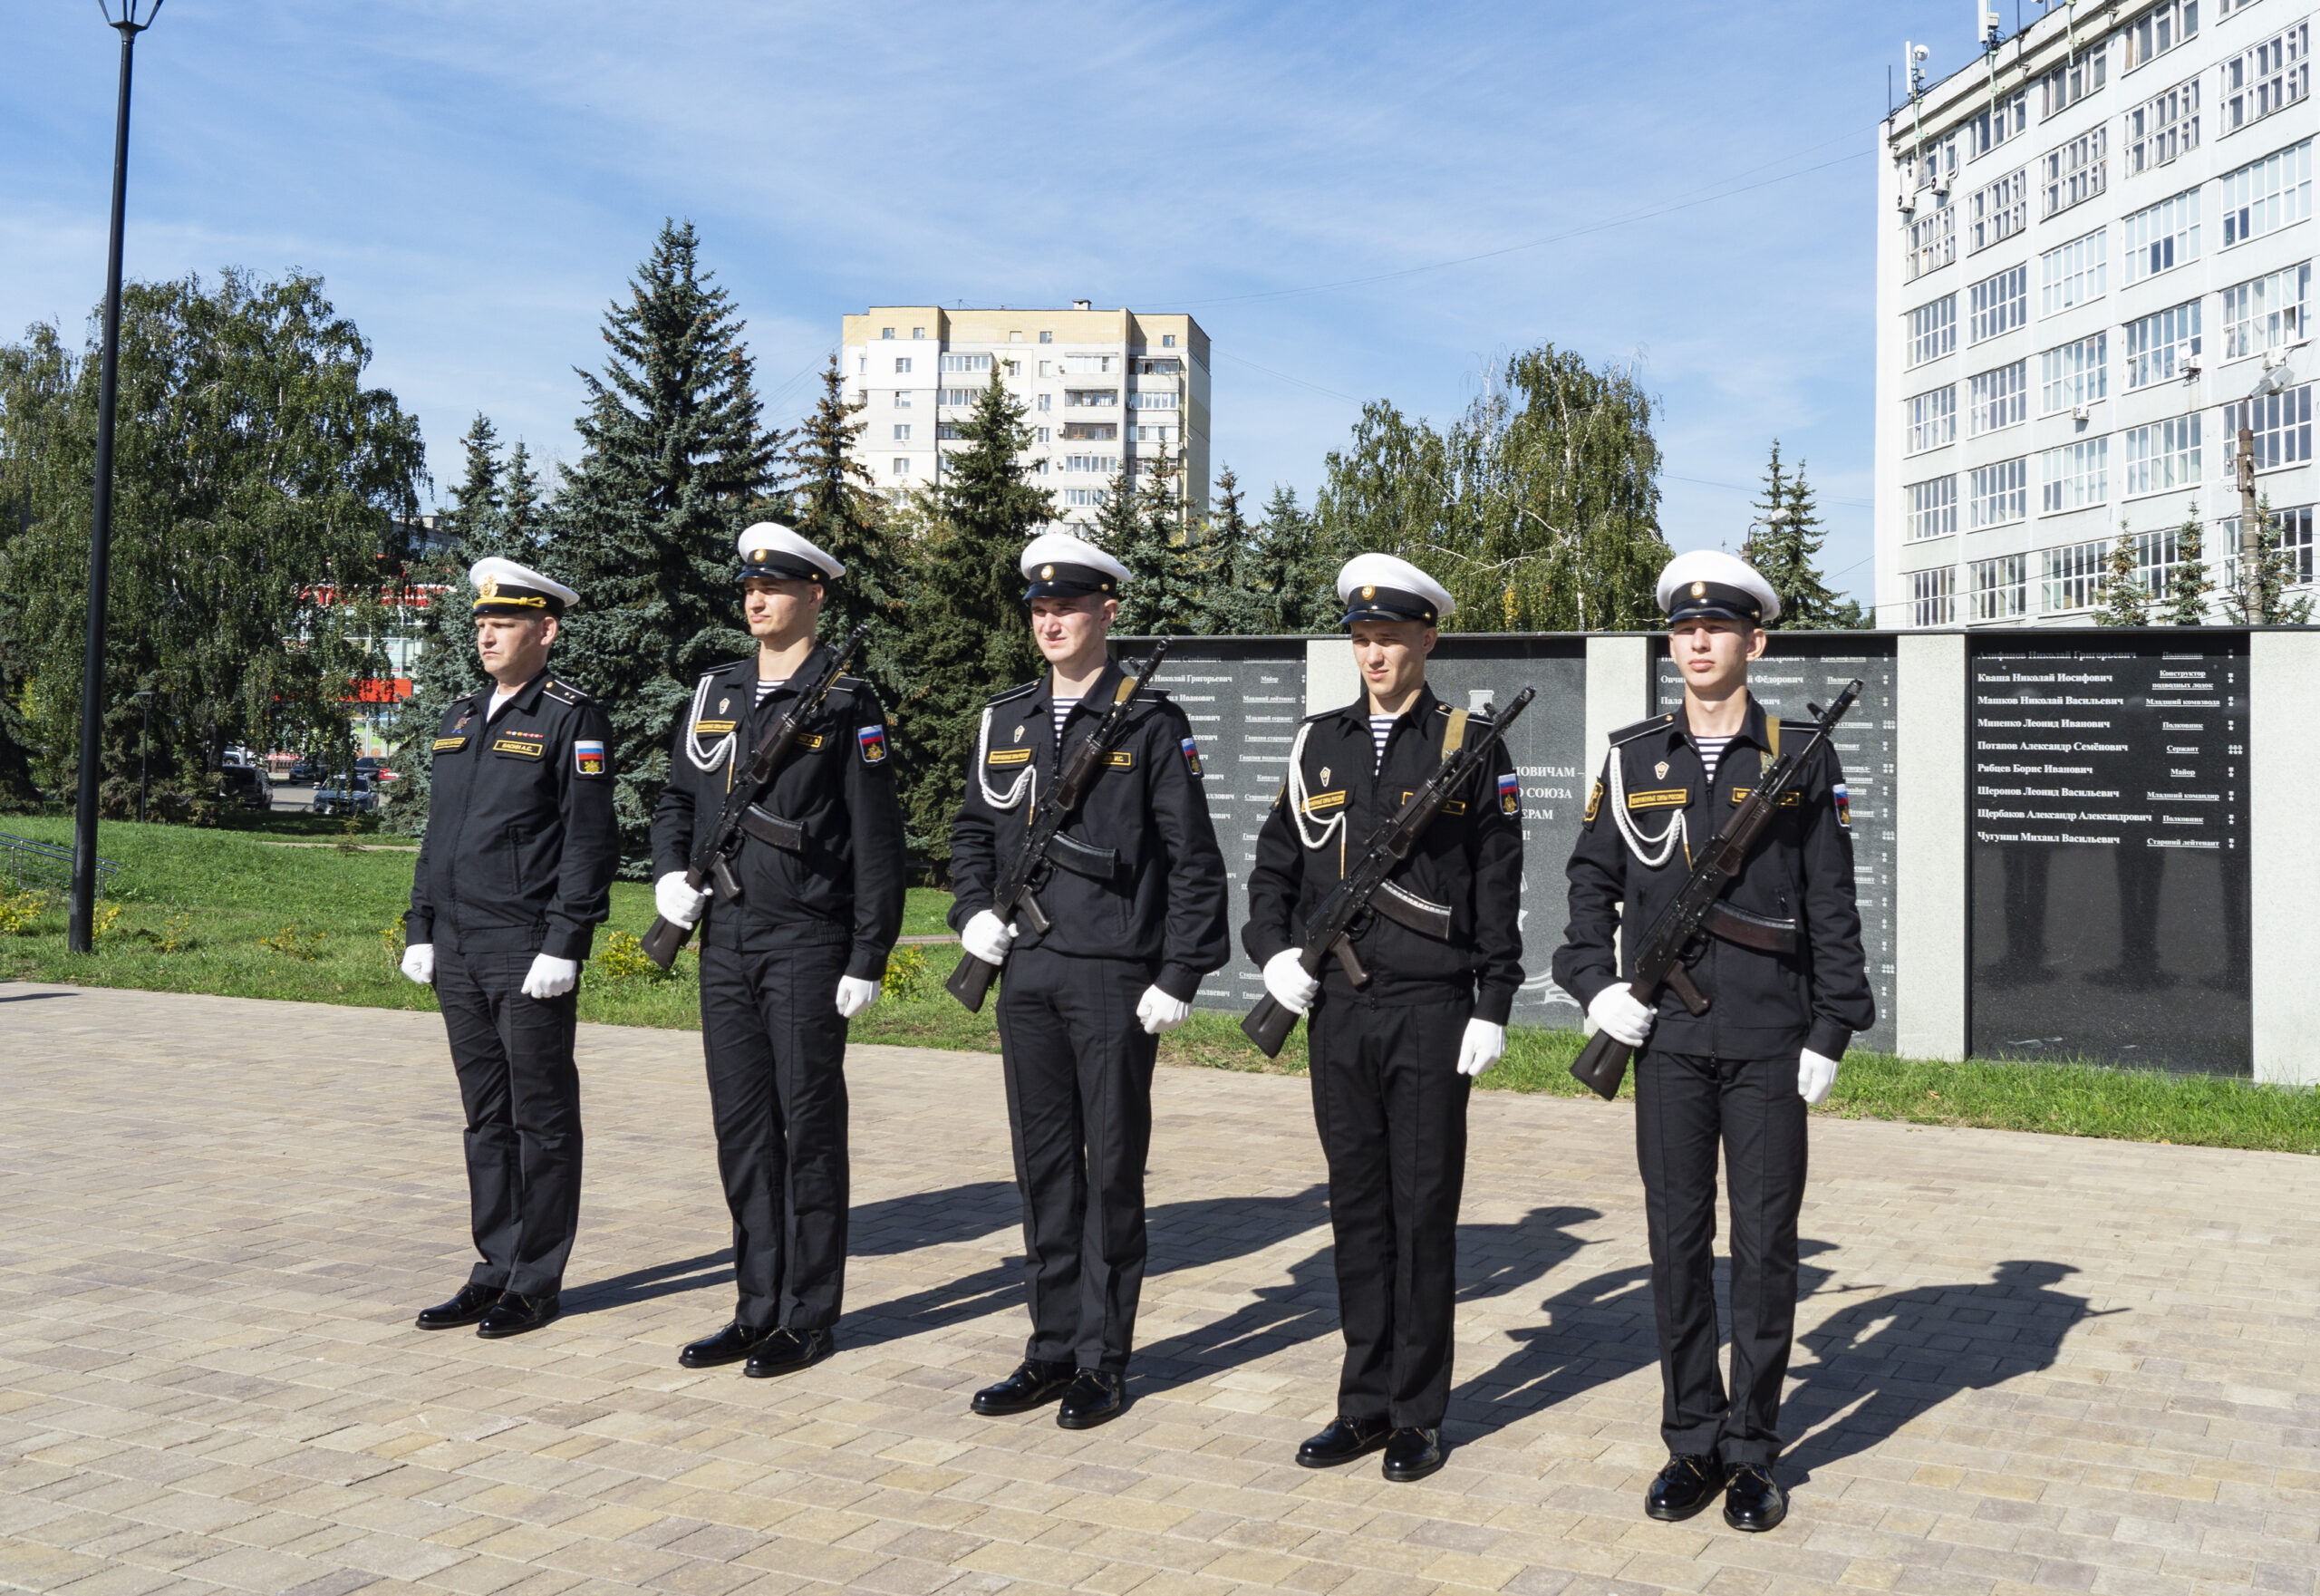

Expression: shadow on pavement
xmin=851 ymin=1179 xmax=1020 ymax=1254
xmin=565 ymin=1249 xmax=735 ymax=1316
xmin=0 ymin=990 xmax=75 ymax=1003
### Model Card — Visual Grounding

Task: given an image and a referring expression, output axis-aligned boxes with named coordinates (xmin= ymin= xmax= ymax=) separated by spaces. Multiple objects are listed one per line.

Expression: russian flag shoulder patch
xmin=857 ymin=722 xmax=888 ymax=764
xmin=1498 ymin=771 xmax=1521 ymax=816
xmin=1181 ymin=736 xmax=1203 ymax=777
xmin=575 ymin=739 xmax=607 ymax=777
xmin=1833 ymin=780 xmax=1851 ymax=829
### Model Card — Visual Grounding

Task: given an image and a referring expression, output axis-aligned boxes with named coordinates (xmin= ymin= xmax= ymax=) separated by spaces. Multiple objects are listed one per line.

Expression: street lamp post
xmin=68 ymin=0 xmax=165 ymax=953
xmin=133 ymin=687 xmax=152 ymax=823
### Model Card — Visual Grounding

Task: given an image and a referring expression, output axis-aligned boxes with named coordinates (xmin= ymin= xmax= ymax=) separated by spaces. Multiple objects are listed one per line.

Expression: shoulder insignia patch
xmin=1180 ymin=736 xmax=1203 ymax=777
xmin=986 ymin=680 xmax=1040 ymax=708
xmin=575 ymin=739 xmax=606 ymax=777
xmin=1609 ymin=713 xmax=1677 ymax=746
xmin=857 ymin=723 xmax=888 ymax=763
xmin=1584 ymin=779 xmax=1602 ymax=823
xmin=1834 ymin=780 xmax=1851 ymax=828
xmin=1498 ymin=771 xmax=1521 ymax=816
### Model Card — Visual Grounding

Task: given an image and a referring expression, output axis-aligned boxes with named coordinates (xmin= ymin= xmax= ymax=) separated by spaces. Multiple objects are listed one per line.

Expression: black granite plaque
xmin=1428 ymin=638 xmax=1591 ymax=1028
xmin=1653 ymin=635 xmax=1900 ymax=1055
xmin=1967 ymin=635 xmax=2249 ymax=1075
xmin=1120 ymin=639 xmax=1308 ymax=1011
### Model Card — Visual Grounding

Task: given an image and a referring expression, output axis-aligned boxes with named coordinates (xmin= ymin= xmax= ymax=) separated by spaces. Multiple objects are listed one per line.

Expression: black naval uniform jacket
xmin=649 ymin=648 xmax=906 ymax=982
xmin=406 ymin=672 xmax=618 ymax=962
xmin=947 ymin=660 xmax=1231 ymax=1001
xmin=1552 ymin=695 xmax=1874 ymax=1061
xmin=1244 ymin=688 xmax=1526 ymax=1025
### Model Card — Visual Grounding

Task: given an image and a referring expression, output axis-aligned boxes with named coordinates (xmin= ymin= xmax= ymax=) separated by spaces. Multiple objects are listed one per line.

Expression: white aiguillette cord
xmin=1607 ymin=743 xmax=1687 ymax=868
xmin=682 ymin=672 xmax=735 ymax=773
xmin=1283 ymin=722 xmax=1347 ymax=853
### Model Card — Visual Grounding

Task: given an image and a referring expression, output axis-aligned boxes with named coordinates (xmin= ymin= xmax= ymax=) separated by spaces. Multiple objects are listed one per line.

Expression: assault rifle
xmin=638 ymin=623 xmax=871 ymax=971
xmin=943 ymin=640 xmax=1174 ymax=1013
xmin=1241 ymin=687 xmax=1534 ymax=1059
xmin=1568 ymin=680 xmax=1861 ymax=1101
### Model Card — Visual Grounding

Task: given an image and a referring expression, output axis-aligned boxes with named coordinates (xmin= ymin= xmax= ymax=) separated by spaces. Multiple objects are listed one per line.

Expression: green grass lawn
xmin=5 ymin=815 xmax=2317 ymax=1155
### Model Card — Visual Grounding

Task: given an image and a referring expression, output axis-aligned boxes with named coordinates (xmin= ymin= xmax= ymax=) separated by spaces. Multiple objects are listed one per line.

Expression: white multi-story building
xmin=1876 ymin=0 xmax=2315 ymax=627
xmin=837 ymin=302 xmax=1212 ymax=529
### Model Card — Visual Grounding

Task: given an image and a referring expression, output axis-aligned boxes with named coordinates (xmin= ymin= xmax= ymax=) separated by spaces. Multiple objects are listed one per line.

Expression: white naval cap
xmin=1020 ymin=530 xmax=1129 ymax=598
xmin=1656 ymin=548 xmax=1781 ymax=626
xmin=736 ymin=521 xmax=846 ymax=584
xmin=469 ymin=556 xmax=579 ymax=616
xmin=1337 ymin=552 xmax=1454 ymax=627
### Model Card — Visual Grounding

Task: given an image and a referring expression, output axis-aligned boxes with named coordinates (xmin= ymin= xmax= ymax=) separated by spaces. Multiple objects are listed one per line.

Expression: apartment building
xmin=1876 ymin=0 xmax=2315 ymax=626
xmin=836 ymin=303 xmax=1213 ymax=528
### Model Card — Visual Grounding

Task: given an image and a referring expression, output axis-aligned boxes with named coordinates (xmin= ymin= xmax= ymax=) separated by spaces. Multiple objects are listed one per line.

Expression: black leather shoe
xmin=1055 ymin=1369 xmax=1126 ymax=1430
xmin=679 ymin=1320 xmax=776 ymax=1369
xmin=414 ymin=1284 xmax=500 ymax=1330
xmin=1645 ymin=1453 xmax=1722 ymax=1522
xmin=475 ymin=1291 xmax=560 ymax=1339
xmin=743 ymin=1327 xmax=835 ymax=1378
xmin=1722 ymin=1464 xmax=1786 ymax=1533
xmin=971 ymin=1359 xmax=1078 ymax=1416
xmin=1296 ymin=1416 xmax=1391 ymax=1468
xmin=1380 ymin=1427 xmax=1445 ymax=1483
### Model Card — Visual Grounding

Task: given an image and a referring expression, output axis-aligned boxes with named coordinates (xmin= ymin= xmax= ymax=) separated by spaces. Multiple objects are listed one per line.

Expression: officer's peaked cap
xmin=1020 ymin=530 xmax=1128 ymax=599
xmin=1337 ymin=552 xmax=1454 ymax=627
xmin=737 ymin=521 xmax=845 ymax=585
xmin=469 ymin=557 xmax=578 ymax=617
xmin=1657 ymin=548 xmax=1780 ymax=626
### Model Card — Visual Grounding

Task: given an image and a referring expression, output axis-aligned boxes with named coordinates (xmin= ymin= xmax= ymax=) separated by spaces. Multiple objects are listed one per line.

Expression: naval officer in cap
xmin=949 ymin=529 xmax=1230 ymax=1429
xmin=402 ymin=556 xmax=619 ymax=1340
xmin=650 ymin=522 xmax=905 ymax=1378
xmin=1243 ymin=552 xmax=1525 ymax=1483
xmin=1552 ymin=548 xmax=1871 ymax=1532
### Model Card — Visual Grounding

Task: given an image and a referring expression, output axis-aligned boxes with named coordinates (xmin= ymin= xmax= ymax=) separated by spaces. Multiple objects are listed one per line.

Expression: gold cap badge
xmin=1041 ymin=564 xmax=1055 ymax=580
xmin=1691 ymin=581 xmax=1706 ymax=598
xmin=1361 ymin=585 xmax=1376 ymax=599
xmin=478 ymin=576 xmax=499 ymax=600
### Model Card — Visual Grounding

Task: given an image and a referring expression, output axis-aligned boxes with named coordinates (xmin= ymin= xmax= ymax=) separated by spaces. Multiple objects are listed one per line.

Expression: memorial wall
xmin=1967 ymin=635 xmax=2250 ymax=1074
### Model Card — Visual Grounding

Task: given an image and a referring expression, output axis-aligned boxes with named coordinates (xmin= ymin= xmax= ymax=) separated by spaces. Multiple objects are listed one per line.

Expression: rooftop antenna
xmin=1980 ymin=1 xmax=2003 ymax=120
xmin=1907 ymin=42 xmax=1930 ymax=190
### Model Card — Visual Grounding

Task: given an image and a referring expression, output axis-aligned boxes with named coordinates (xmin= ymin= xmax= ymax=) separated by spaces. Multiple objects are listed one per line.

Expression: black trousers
xmin=993 ymin=946 xmax=1158 ymax=1375
xmin=1308 ymin=991 xmax=1472 ymax=1430
xmin=1633 ymin=1048 xmax=1809 ymax=1467
xmin=698 ymin=941 xmax=852 ymax=1331
xmin=435 ymin=947 xmax=583 ymax=1298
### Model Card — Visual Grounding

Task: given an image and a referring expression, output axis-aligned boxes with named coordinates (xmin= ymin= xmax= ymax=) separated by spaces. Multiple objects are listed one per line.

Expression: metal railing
xmin=0 ymin=831 xmax=117 ymax=897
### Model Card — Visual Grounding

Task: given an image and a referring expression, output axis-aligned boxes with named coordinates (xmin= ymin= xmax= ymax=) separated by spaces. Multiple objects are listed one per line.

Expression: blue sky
xmin=3 ymin=1 xmax=2013 ymax=609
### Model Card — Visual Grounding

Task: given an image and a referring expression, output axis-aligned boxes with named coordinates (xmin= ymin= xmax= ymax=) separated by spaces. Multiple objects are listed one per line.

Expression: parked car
xmin=217 ymin=766 xmax=271 ymax=810
xmin=285 ymin=756 xmax=330 ymax=784
xmin=354 ymin=757 xmax=398 ymax=784
xmin=311 ymin=775 xmax=378 ymax=816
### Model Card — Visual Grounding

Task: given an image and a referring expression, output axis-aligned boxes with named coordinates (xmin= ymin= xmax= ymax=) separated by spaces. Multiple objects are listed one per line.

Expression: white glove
xmin=1588 ymin=984 xmax=1656 ymax=1048
xmin=400 ymin=943 xmax=434 ymax=985
xmin=1798 ymin=1047 xmax=1841 ymax=1106
xmin=1456 ymin=1018 xmax=1506 ymax=1078
xmin=961 ymin=909 xmax=1018 ymax=967
xmin=521 ymin=953 xmax=580 ymax=1000
xmin=654 ymin=870 xmax=710 ymax=927
xmin=1262 ymin=949 xmax=1320 ymax=1015
xmin=836 ymin=976 xmax=881 ymax=1018
xmin=1136 ymin=985 xmax=1192 ymax=1035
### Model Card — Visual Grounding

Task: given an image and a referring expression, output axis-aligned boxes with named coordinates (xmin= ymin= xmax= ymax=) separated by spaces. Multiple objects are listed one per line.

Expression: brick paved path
xmin=2 ymin=983 xmax=2315 ymax=1596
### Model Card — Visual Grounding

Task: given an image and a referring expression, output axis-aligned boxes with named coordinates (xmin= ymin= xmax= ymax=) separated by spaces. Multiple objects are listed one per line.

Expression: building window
xmin=1969 ymin=361 xmax=2029 ymax=435
xmin=1969 ymin=457 xmax=2031 ymax=527
xmin=2041 ymin=127 xmax=2108 ymax=218
xmin=1968 ymin=90 xmax=2030 ymax=158
xmin=1061 ymin=453 xmax=1117 ymax=474
xmin=1059 ymin=422 xmax=1118 ymax=441
xmin=1063 ymin=354 xmax=1117 ymax=374
xmin=2126 ymin=74 xmax=2201 ymax=175
xmin=1064 ymin=389 xmax=1117 ymax=408
xmin=1909 ymin=133 xmax=1960 ymax=195
xmin=1135 ymin=358 xmax=1183 ymax=376
xmin=1135 ymin=424 xmax=1177 ymax=443
xmin=856 ymin=355 xmax=868 ymax=374
xmin=2221 ymin=262 xmax=2311 ymax=357
xmin=2221 ymin=138 xmax=2314 ymax=245
xmin=2128 ymin=527 xmax=2191 ymax=598
xmin=2043 ymin=46 xmax=2109 ymax=115
xmin=2272 ymin=504 xmax=2316 ymax=582
xmin=2042 ymin=333 xmax=2109 ymax=412
xmin=2042 ymin=539 xmax=2108 ymax=612
xmin=940 ymin=387 xmax=979 ymax=407
xmin=2125 ymin=0 xmax=2198 ymax=73
xmin=2122 ymin=186 xmax=2201 ymax=281
xmin=853 ymin=388 xmax=866 ymax=405
xmin=2125 ymin=299 xmax=2204 ymax=386
xmin=1911 ymin=567 xmax=1958 ymax=626
xmin=2040 ymin=227 xmax=2107 ymax=314
xmin=894 ymin=391 xmax=912 ymax=407
xmin=936 ymin=421 xmax=964 ymax=440
xmin=1035 ymin=426 xmax=1050 ymax=442
xmin=891 ymin=457 xmax=909 ymax=476
xmin=1163 ymin=334 xmax=1177 ymax=347
xmin=1968 ymin=555 xmax=2029 ymax=620
xmin=940 ymin=353 xmax=991 ymax=373
xmin=2222 ymin=382 xmax=2315 ymax=469
xmin=1062 ymin=488 xmax=1107 ymax=508
xmin=1128 ymin=391 xmax=1178 ymax=411
xmin=1908 ymin=295 xmax=1958 ymax=364
xmin=880 ymin=327 xmax=894 ymax=340
xmin=894 ymin=356 xmax=913 ymax=373
xmin=1908 ymin=476 xmax=1959 ymax=540
xmin=892 ymin=424 xmax=910 ymax=441
xmin=1969 ymin=167 xmax=2029 ymax=251
xmin=913 ymin=326 xmax=925 ymax=339
xmin=2122 ymin=412 xmax=2204 ymax=492
xmin=2041 ymin=435 xmax=2110 ymax=511
xmin=1968 ymin=266 xmax=2028 ymax=343
xmin=2221 ymin=20 xmax=2310 ymax=135
xmin=1906 ymin=200 xmax=1957 ymax=280
xmin=1039 ymin=330 xmax=1054 ymax=343
xmin=1907 ymin=387 xmax=1957 ymax=453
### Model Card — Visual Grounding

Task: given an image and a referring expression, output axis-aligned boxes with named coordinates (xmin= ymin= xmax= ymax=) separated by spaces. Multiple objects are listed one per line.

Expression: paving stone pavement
xmin=3 ymin=982 xmax=2317 ymax=1596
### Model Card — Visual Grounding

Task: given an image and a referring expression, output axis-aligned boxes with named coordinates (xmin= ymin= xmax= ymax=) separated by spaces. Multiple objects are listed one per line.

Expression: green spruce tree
xmin=1239 ymin=484 xmax=1342 ymax=634
xmin=2166 ymin=514 xmax=2212 ymax=626
xmin=2095 ymin=529 xmax=2150 ymax=625
xmin=2223 ymin=498 xmax=2317 ymax=624
xmin=1115 ymin=456 xmax=1211 ymax=636
xmin=1197 ymin=467 xmax=1270 ymax=635
xmin=1744 ymin=441 xmax=1853 ymax=628
xmin=785 ymin=353 xmax=902 ymax=706
xmin=546 ymin=220 xmax=787 ymax=873
xmin=892 ymin=366 xmax=1052 ymax=866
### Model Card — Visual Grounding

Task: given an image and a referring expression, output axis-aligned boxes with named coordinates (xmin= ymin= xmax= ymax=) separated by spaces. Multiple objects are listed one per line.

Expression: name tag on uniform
xmin=1302 ymin=788 xmax=1346 ymax=813
xmin=1728 ymin=788 xmax=1801 ymax=808
xmin=692 ymin=719 xmax=737 ymax=736
xmin=1399 ymin=789 xmax=1464 ymax=815
xmin=433 ymin=735 xmax=469 ymax=752
xmin=1107 ymin=750 xmax=1134 ymax=769
xmin=1626 ymin=788 xmax=1688 ymax=810
xmin=491 ymin=738 xmax=545 ymax=758
xmin=987 ymin=748 xmax=1032 ymax=766
xmin=795 ymin=732 xmax=826 ymax=750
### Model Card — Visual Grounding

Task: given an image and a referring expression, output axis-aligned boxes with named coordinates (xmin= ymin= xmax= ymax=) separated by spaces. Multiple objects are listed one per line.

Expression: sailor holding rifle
xmin=1552 ymin=548 xmax=1872 ymax=1533
xmin=1242 ymin=552 xmax=1525 ymax=1484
